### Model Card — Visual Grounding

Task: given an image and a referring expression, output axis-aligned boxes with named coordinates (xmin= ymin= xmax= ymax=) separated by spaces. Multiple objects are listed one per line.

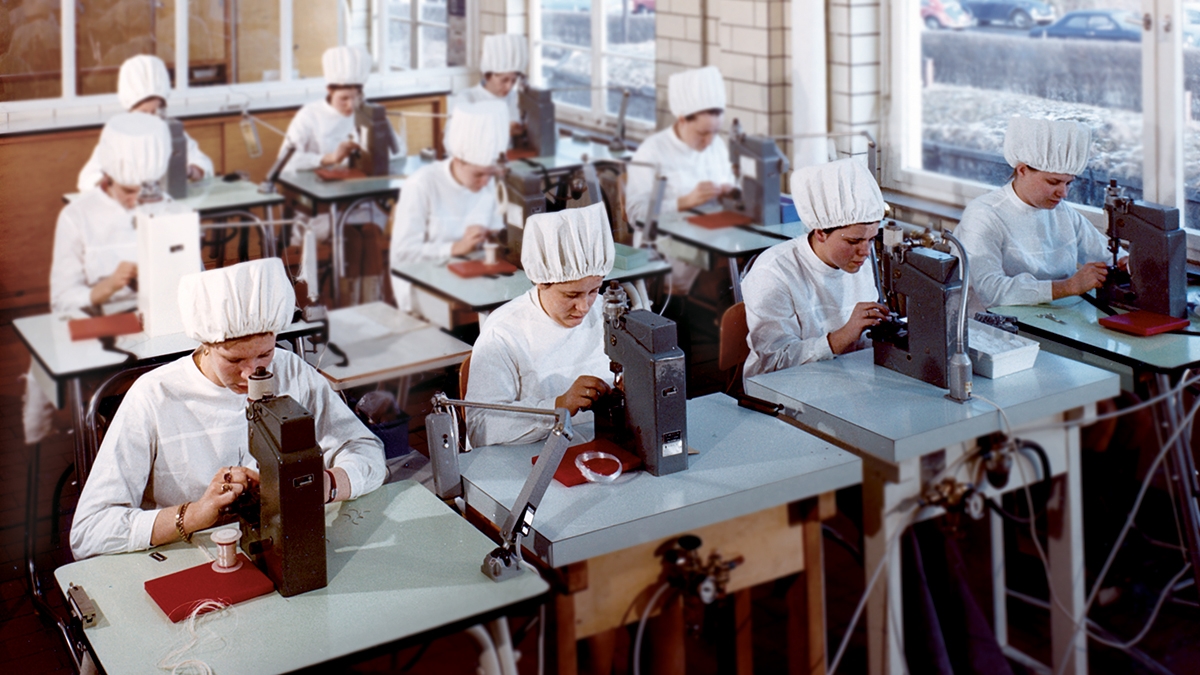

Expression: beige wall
xmin=294 ymin=0 xmax=340 ymax=80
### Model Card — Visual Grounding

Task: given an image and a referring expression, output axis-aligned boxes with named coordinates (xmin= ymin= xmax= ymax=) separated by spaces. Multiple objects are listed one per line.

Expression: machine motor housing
xmin=350 ymin=102 xmax=396 ymax=177
xmin=517 ymin=86 xmax=557 ymax=158
xmin=724 ymin=133 xmax=787 ymax=226
xmin=165 ymin=117 xmax=188 ymax=199
xmin=1100 ymin=199 xmax=1187 ymax=318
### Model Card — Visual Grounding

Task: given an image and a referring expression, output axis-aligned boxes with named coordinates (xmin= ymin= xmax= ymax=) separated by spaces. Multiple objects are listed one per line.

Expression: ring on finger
xmin=221 ymin=483 xmax=231 ymax=493
xmin=224 ymin=472 xmax=233 ymax=483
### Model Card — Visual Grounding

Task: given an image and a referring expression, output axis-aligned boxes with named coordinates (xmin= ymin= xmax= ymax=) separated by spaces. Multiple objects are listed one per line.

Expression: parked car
xmin=632 ymin=0 xmax=655 ymax=13
xmin=961 ymin=0 xmax=1055 ymax=29
xmin=1028 ymin=10 xmax=1142 ymax=42
xmin=541 ymin=0 xmax=590 ymax=11
xmin=922 ymin=0 xmax=975 ymax=30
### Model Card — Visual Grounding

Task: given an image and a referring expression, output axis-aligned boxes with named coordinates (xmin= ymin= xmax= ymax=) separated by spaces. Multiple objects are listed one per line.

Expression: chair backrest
xmin=83 ymin=363 xmax=165 ymax=485
xmin=458 ymin=353 xmax=472 ymax=398
xmin=718 ymin=302 xmax=749 ymax=372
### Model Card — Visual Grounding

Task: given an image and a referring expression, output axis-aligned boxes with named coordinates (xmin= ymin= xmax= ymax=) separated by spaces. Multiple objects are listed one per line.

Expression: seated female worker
xmin=955 ymin=116 xmax=1121 ymax=316
xmin=77 ymin=55 xmax=213 ymax=191
xmin=69 ymin=258 xmax=386 ymax=559
xmin=389 ymin=100 xmax=508 ymax=313
xmin=464 ymin=203 xmax=615 ymax=447
xmin=626 ymin=66 xmax=735 ymax=293
xmin=742 ymin=158 xmax=888 ymax=379
xmin=451 ymin=33 xmax=527 ymax=138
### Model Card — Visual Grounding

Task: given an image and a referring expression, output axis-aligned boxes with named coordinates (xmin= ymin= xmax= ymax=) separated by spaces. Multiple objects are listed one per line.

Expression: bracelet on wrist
xmin=175 ymin=502 xmax=192 ymax=543
xmin=325 ymin=470 xmax=337 ymax=504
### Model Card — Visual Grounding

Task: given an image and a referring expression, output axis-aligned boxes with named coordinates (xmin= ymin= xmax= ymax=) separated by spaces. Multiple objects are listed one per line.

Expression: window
xmin=386 ymin=0 xmax=449 ymax=71
xmin=531 ymin=0 xmax=656 ymax=127
xmin=1 ymin=1 xmax=62 ymax=102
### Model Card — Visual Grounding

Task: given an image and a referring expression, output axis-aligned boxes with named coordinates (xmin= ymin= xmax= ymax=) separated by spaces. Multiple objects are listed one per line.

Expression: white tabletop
xmin=64 ymin=178 xmax=284 ymax=215
xmin=54 ymin=481 xmax=548 ymax=675
xmin=460 ymin=393 xmax=861 ymax=568
xmin=278 ymin=156 xmax=427 ymax=203
xmin=745 ymin=349 xmax=1120 ymax=465
xmin=508 ymin=136 xmax=628 ymax=173
xmin=306 ymin=302 xmax=471 ymax=390
xmin=656 ymin=210 xmax=801 ymax=257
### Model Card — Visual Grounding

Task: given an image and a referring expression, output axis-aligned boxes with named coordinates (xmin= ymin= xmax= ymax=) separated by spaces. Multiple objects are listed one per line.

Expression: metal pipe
xmin=432 ymin=394 xmax=564 ymax=418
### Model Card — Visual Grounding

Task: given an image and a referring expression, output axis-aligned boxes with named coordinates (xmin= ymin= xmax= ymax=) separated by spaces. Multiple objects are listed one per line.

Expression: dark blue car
xmin=1028 ymin=10 xmax=1142 ymax=41
xmin=961 ymin=0 xmax=1055 ymax=29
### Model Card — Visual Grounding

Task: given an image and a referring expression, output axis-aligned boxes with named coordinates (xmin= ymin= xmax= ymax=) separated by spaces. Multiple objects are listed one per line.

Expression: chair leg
xmin=50 ymin=463 xmax=76 ymax=548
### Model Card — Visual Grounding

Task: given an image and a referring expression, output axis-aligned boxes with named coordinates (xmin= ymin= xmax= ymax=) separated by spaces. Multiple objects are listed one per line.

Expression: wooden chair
xmin=718 ymin=302 xmax=749 ymax=394
xmin=458 ymin=353 xmax=472 ymax=398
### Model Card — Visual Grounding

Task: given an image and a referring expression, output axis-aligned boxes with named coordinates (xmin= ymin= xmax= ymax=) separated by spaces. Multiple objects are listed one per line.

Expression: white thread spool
xmin=484 ymin=241 xmax=499 ymax=266
xmin=211 ymin=528 xmax=243 ymax=573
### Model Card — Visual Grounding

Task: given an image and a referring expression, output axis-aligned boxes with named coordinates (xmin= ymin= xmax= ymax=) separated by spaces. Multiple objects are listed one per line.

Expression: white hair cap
xmin=1003 ymin=116 xmax=1091 ymax=175
xmin=480 ymin=33 xmax=528 ymax=75
xmin=178 ymin=258 xmax=295 ymax=344
xmin=444 ymin=100 xmax=510 ymax=166
xmin=522 ymin=203 xmax=615 ymax=284
xmin=117 ymin=55 xmax=171 ymax=111
xmin=792 ymin=158 xmax=885 ymax=231
xmin=322 ymin=45 xmax=372 ymax=86
xmin=668 ymin=66 xmax=726 ymax=119
xmin=97 ymin=112 xmax=172 ymax=186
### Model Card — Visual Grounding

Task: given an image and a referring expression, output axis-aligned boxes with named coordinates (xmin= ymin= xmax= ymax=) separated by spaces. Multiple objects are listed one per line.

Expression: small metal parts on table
xmin=1035 ymin=312 xmax=1066 ymax=324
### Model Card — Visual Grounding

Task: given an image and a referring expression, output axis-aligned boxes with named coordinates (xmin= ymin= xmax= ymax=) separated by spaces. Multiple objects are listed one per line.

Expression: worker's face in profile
xmin=484 ymin=72 xmax=521 ymax=98
xmin=451 ymin=158 xmax=500 ymax=192
xmin=813 ymin=222 xmax=880 ymax=273
xmin=105 ymin=180 xmax=143 ymax=210
xmin=328 ymin=88 xmax=360 ymax=117
xmin=204 ymin=333 xmax=277 ymax=395
xmin=538 ymin=276 xmax=605 ymax=328
xmin=130 ymin=97 xmax=165 ymax=116
xmin=1014 ymin=164 xmax=1074 ymax=210
xmin=676 ymin=112 xmax=723 ymax=152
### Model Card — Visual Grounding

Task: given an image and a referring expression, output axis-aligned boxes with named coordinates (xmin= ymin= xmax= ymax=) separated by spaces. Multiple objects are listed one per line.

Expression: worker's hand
xmin=323 ymin=140 xmax=361 ymax=166
xmin=510 ymin=121 xmax=525 ymax=137
xmin=451 ymin=225 xmax=489 ymax=256
xmin=1116 ymin=256 xmax=1129 ymax=271
xmin=828 ymin=302 xmax=889 ymax=355
xmin=190 ymin=466 xmax=260 ymax=532
xmin=677 ymin=181 xmax=724 ymax=211
xmin=187 ymin=164 xmax=205 ymax=181
xmin=90 ymin=261 xmax=138 ymax=306
xmin=555 ymin=376 xmax=611 ymax=416
xmin=1053 ymin=262 xmax=1108 ymax=299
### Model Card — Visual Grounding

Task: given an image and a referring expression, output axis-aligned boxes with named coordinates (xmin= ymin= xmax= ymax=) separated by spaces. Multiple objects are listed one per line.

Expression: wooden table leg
xmin=734 ymin=589 xmax=753 ymax=675
xmin=790 ymin=492 xmax=835 ymax=675
xmin=863 ymin=457 xmax=920 ymax=675
xmin=547 ymin=561 xmax=588 ymax=675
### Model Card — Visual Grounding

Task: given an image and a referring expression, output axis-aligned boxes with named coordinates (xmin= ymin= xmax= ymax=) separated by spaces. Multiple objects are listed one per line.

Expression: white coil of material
xmin=210 ymin=528 xmax=243 ymax=573
xmin=575 ymin=451 xmax=623 ymax=483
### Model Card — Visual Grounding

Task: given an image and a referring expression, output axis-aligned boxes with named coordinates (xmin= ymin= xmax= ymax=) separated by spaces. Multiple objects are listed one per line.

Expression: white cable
xmin=1014 ymin=371 xmax=1200 ymax=437
xmin=156 ymin=600 xmax=234 ymax=675
xmin=1088 ymin=563 xmax=1191 ymax=651
xmin=632 ymin=583 xmax=672 ymax=675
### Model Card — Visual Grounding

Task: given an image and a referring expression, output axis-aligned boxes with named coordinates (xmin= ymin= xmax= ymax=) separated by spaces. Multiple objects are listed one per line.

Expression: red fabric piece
xmin=686 ymin=211 xmax=754 ymax=229
xmin=144 ymin=553 xmax=275 ymax=622
xmin=68 ymin=313 xmax=142 ymax=341
xmin=1098 ymin=310 xmax=1191 ymax=337
xmin=531 ymin=438 xmax=642 ymax=487
xmin=447 ymin=260 xmax=519 ymax=278
xmin=506 ymin=148 xmax=539 ymax=161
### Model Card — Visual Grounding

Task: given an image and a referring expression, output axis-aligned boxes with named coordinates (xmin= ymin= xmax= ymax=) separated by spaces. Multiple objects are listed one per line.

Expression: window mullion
xmin=1145 ymin=0 xmax=1185 ymax=208
xmin=592 ymin=1 xmax=605 ymax=118
xmin=176 ymin=0 xmax=190 ymax=91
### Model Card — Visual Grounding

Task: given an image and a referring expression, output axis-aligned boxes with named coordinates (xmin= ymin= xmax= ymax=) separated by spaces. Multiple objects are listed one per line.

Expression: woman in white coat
xmin=389 ymin=100 xmax=508 ymax=313
xmin=70 ymin=258 xmax=386 ymax=559
xmin=464 ymin=203 xmax=615 ymax=447
xmin=955 ymin=116 xmax=1117 ymax=316
xmin=451 ymin=33 xmax=526 ymax=137
xmin=742 ymin=159 xmax=889 ymax=379
xmin=625 ymin=66 xmax=736 ymax=293
xmin=76 ymin=55 xmax=213 ymax=192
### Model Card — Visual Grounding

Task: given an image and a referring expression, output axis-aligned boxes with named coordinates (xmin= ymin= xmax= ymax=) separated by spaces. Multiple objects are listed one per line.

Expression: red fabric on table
xmin=68 ymin=313 xmax=142 ymax=341
xmin=531 ymin=438 xmax=642 ymax=487
xmin=144 ymin=554 xmax=274 ymax=622
xmin=506 ymin=148 xmax=539 ymax=161
xmin=1098 ymin=310 xmax=1191 ymax=337
xmin=686 ymin=211 xmax=754 ymax=229
xmin=447 ymin=260 xmax=519 ymax=278
xmin=315 ymin=167 xmax=368 ymax=181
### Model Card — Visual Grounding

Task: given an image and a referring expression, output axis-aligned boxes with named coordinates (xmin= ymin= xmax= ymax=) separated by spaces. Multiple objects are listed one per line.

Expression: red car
xmin=922 ymin=0 xmax=975 ymax=29
xmin=633 ymin=0 xmax=654 ymax=12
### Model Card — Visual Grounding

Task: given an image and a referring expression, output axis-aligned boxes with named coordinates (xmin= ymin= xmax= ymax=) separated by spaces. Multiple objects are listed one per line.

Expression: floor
xmin=2 ymin=284 xmax=1199 ymax=674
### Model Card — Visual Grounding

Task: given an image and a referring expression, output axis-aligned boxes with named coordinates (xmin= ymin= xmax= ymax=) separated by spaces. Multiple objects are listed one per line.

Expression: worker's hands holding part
xmin=828 ymin=301 xmax=890 ymax=355
xmin=90 ymin=261 xmax=138 ymax=306
xmin=1052 ymin=262 xmax=1108 ymax=299
xmin=451 ymin=225 xmax=490 ymax=256
xmin=677 ymin=181 xmax=732 ymax=211
xmin=322 ymin=139 xmax=362 ymax=166
xmin=187 ymin=164 xmax=205 ymax=181
xmin=191 ymin=466 xmax=260 ymax=531
xmin=556 ymin=376 xmax=611 ymax=416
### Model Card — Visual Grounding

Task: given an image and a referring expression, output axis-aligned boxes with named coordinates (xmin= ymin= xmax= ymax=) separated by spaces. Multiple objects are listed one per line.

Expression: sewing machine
xmin=165 ymin=117 xmax=188 ymax=199
xmin=502 ymin=167 xmax=547 ymax=265
xmin=350 ymin=102 xmax=399 ymax=177
xmin=516 ymin=84 xmax=556 ymax=158
xmin=237 ymin=367 xmax=328 ymax=597
xmin=870 ymin=223 xmax=973 ymax=401
xmin=600 ymin=283 xmax=688 ymax=476
xmin=721 ymin=119 xmax=789 ymax=226
xmin=1097 ymin=180 xmax=1187 ymax=318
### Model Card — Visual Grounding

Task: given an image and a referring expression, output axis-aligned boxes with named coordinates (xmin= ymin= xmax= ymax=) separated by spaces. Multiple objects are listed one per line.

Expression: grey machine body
xmin=603 ymin=284 xmax=688 ymax=476
xmin=871 ymin=234 xmax=966 ymax=391
xmin=722 ymin=120 xmax=789 ymax=226
xmin=165 ymin=117 xmax=188 ymax=199
xmin=518 ymin=86 xmax=557 ymax=158
xmin=351 ymin=102 xmax=399 ymax=177
xmin=1099 ymin=182 xmax=1187 ymax=318
xmin=503 ymin=168 xmax=547 ymax=265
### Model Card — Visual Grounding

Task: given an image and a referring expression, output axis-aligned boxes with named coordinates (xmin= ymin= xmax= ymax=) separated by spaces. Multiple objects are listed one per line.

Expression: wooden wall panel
xmin=293 ymin=0 xmax=339 ymax=80
xmin=218 ymin=110 xmax=297 ymax=183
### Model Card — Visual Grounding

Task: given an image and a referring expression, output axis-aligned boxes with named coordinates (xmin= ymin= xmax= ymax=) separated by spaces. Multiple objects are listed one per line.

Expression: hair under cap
xmin=792 ymin=158 xmax=884 ymax=232
xmin=668 ymin=66 xmax=726 ymax=119
xmin=521 ymin=203 xmax=615 ymax=284
xmin=480 ymin=33 xmax=528 ymax=74
xmin=117 ymin=55 xmax=171 ymax=111
xmin=178 ymin=258 xmax=295 ymax=344
xmin=97 ymin=112 xmax=172 ymax=186
xmin=444 ymin=99 xmax=510 ymax=166
xmin=322 ymin=45 xmax=372 ymax=86
xmin=1003 ymin=116 xmax=1091 ymax=175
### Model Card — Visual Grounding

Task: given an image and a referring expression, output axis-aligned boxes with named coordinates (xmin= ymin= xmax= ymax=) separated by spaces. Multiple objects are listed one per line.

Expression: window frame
xmin=383 ymin=0 xmax=452 ymax=71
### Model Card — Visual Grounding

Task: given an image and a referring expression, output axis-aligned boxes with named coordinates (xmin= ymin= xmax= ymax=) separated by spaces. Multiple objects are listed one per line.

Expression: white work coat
xmin=76 ymin=131 xmax=213 ymax=192
xmin=451 ymin=82 xmax=520 ymax=124
xmin=625 ymin=126 xmax=736 ymax=226
xmin=465 ymin=288 xmax=613 ymax=447
xmin=388 ymin=159 xmax=503 ymax=312
xmin=70 ymin=349 xmax=386 ymax=559
xmin=742 ymin=235 xmax=878 ymax=379
xmin=50 ymin=188 xmax=139 ymax=313
xmin=281 ymin=99 xmax=358 ymax=173
xmin=955 ymin=182 xmax=1110 ymax=315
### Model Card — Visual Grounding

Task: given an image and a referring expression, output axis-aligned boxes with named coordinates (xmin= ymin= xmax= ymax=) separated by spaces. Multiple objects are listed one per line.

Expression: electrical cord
xmin=631 ymin=583 xmax=672 ymax=675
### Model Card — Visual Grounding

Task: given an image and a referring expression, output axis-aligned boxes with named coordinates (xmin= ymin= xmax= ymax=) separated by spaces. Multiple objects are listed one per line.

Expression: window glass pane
xmin=231 ymin=1 xmax=281 ymax=83
xmin=390 ymin=19 xmax=413 ymax=71
xmin=921 ymin=1 xmax=1142 ymax=212
xmin=539 ymin=44 xmax=591 ymax=109
xmin=541 ymin=0 xmax=592 ymax=48
xmin=1 ymin=0 xmax=62 ymax=101
xmin=295 ymin=0 xmax=340 ymax=79
xmin=77 ymin=0 xmax=174 ymax=96
xmin=1184 ymin=10 xmax=1200 ymax=229
xmin=604 ymin=57 xmax=654 ymax=122
xmin=420 ymin=24 xmax=447 ymax=68
xmin=420 ymin=0 xmax=447 ymax=24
